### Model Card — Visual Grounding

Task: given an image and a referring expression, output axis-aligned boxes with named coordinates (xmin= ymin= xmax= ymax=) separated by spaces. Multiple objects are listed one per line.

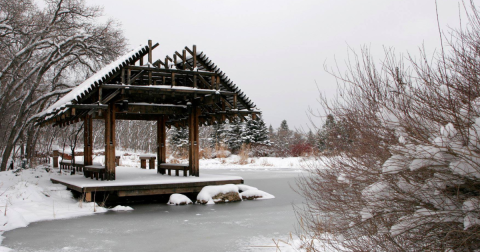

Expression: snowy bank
xmin=76 ymin=150 xmax=309 ymax=170
xmin=199 ymin=156 xmax=305 ymax=169
xmin=0 ymin=166 xmax=116 ymax=251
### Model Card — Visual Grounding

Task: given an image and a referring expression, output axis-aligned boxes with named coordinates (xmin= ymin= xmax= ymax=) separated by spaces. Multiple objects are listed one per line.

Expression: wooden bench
xmin=139 ymin=155 xmax=156 ymax=169
xmin=159 ymin=163 xmax=189 ymax=177
xmin=84 ymin=165 xmax=106 ymax=180
xmin=115 ymin=155 xmax=121 ymax=166
xmin=59 ymin=160 xmax=85 ymax=172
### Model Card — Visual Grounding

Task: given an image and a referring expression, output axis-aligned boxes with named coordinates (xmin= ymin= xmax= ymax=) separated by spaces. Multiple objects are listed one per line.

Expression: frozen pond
xmin=2 ymin=169 xmax=305 ymax=252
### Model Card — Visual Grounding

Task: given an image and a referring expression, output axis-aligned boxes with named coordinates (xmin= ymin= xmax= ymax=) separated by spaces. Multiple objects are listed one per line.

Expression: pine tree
xmin=241 ymin=116 xmax=269 ymax=145
xmin=316 ymin=114 xmax=352 ymax=152
xmin=275 ymin=119 xmax=292 ymax=156
xmin=306 ymin=130 xmax=316 ymax=146
xmin=268 ymin=124 xmax=275 ymax=141
xmin=254 ymin=117 xmax=271 ymax=145
xmin=209 ymin=123 xmax=226 ymax=148
xmin=225 ymin=117 xmax=244 ymax=152
xmin=169 ymin=126 xmax=188 ymax=156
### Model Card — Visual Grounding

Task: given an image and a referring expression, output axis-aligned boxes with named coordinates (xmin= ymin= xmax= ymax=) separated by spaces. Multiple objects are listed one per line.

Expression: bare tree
xmin=296 ymin=2 xmax=480 ymax=251
xmin=0 ymin=0 xmax=126 ymax=171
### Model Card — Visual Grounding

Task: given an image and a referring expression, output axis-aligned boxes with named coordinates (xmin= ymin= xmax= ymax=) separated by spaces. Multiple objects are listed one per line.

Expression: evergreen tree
xmin=169 ymin=126 xmax=188 ymax=155
xmin=241 ymin=116 xmax=271 ymax=145
xmin=280 ymin=120 xmax=289 ymax=132
xmin=306 ymin=129 xmax=316 ymax=146
xmin=209 ymin=123 xmax=226 ymax=148
xmin=268 ymin=124 xmax=275 ymax=141
xmin=316 ymin=114 xmax=352 ymax=152
xmin=275 ymin=119 xmax=293 ymax=156
xmin=225 ymin=117 xmax=244 ymax=152
xmin=254 ymin=117 xmax=271 ymax=145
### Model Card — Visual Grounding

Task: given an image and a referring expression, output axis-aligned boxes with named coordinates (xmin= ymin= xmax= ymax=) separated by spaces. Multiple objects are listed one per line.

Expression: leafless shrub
xmin=215 ymin=143 xmax=229 ymax=159
xmin=238 ymin=144 xmax=250 ymax=165
xmin=200 ymin=146 xmax=214 ymax=159
xmin=296 ymin=2 xmax=480 ymax=251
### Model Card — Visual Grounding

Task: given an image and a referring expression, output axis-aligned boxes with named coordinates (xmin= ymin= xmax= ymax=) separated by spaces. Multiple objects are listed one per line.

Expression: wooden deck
xmin=51 ymin=166 xmax=243 ymax=201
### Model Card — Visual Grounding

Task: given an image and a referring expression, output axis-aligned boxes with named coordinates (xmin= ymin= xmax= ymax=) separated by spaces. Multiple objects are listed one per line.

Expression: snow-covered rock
xmin=240 ymin=188 xmax=275 ymax=200
xmin=196 ymin=184 xmax=241 ymax=204
xmin=110 ymin=205 xmax=134 ymax=211
xmin=167 ymin=194 xmax=193 ymax=205
xmin=196 ymin=184 xmax=274 ymax=204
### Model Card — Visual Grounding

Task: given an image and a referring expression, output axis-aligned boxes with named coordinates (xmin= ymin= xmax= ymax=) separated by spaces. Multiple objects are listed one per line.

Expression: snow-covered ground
xmin=63 ymin=151 xmax=306 ymax=170
xmin=0 ymin=155 xmax=307 ymax=251
xmin=0 ymin=166 xmax=111 ymax=251
xmin=96 ymin=151 xmax=306 ymax=170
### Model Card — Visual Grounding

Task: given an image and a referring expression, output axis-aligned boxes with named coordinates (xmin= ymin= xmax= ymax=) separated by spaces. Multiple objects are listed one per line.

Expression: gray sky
xmin=86 ymin=0 xmax=465 ymax=130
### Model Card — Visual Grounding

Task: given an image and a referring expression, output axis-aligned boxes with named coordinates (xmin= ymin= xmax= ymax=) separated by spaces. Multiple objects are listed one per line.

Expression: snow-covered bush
xmin=296 ymin=3 xmax=480 ymax=251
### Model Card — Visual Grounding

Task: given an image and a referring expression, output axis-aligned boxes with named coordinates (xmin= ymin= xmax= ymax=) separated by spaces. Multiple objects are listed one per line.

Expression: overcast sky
xmin=86 ymin=0 xmax=466 ymax=130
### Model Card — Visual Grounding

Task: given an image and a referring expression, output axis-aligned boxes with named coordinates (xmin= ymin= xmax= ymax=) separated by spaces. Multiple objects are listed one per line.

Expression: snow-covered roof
xmin=180 ymin=49 xmax=257 ymax=111
xmin=36 ymin=42 xmax=261 ymax=127
xmin=37 ymin=44 xmax=150 ymax=119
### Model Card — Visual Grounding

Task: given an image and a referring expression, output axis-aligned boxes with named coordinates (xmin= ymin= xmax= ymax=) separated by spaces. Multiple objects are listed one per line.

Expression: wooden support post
xmin=182 ymin=50 xmax=186 ymax=70
xmin=148 ymin=40 xmax=152 ymax=85
xmin=222 ymin=100 xmax=226 ymax=122
xmin=127 ymin=69 xmax=131 ymax=84
xmin=216 ymin=76 xmax=220 ymax=90
xmin=121 ymin=68 xmax=125 ymax=84
xmin=193 ymin=45 xmax=197 ymax=69
xmin=148 ymin=40 xmax=153 ymax=64
xmin=85 ymin=192 xmax=92 ymax=202
xmin=193 ymin=74 xmax=197 ymax=98
xmin=140 ymin=56 xmax=144 ymax=66
xmin=195 ymin=107 xmax=200 ymax=176
xmin=188 ymin=106 xmax=200 ymax=177
xmin=53 ymin=149 xmax=59 ymax=168
xmin=104 ymin=104 xmax=116 ymax=180
xmin=84 ymin=115 xmax=93 ymax=177
xmin=172 ymin=73 xmax=176 ymax=86
xmin=211 ymin=76 xmax=215 ymax=90
xmin=157 ymin=116 xmax=166 ymax=174
xmin=165 ymin=57 xmax=169 ymax=69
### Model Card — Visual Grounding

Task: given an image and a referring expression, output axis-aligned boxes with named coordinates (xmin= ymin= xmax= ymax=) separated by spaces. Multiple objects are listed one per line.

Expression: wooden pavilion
xmin=36 ymin=40 xmax=260 ymax=181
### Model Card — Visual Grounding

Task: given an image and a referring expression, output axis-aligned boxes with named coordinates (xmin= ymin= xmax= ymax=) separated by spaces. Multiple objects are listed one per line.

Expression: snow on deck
xmin=52 ymin=166 xmax=243 ymax=188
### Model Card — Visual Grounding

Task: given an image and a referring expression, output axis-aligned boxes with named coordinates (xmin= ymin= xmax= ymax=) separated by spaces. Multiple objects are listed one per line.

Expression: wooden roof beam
xmin=101 ymin=84 xmax=236 ymax=95
xmin=124 ymin=65 xmax=218 ymax=76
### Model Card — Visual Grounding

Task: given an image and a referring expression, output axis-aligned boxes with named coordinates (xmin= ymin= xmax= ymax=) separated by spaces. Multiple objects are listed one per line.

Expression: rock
xmin=212 ymin=192 xmax=241 ymax=203
xmin=196 ymin=192 xmax=242 ymax=204
xmin=242 ymin=195 xmax=262 ymax=200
